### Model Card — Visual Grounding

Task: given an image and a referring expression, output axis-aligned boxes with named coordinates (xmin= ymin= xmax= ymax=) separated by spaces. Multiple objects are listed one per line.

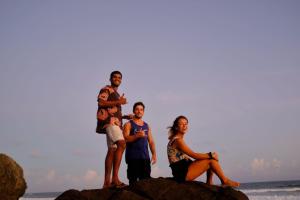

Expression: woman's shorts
xmin=170 ymin=159 xmax=193 ymax=182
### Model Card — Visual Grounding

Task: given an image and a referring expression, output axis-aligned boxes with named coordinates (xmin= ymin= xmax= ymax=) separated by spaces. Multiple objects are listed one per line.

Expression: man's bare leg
xmin=103 ymin=148 xmax=115 ymax=188
xmin=111 ymin=140 xmax=126 ymax=185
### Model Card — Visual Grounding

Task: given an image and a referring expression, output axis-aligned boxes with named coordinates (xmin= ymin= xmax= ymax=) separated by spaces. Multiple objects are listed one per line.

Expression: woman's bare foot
xmin=206 ymin=180 xmax=214 ymax=185
xmin=222 ymin=179 xmax=240 ymax=187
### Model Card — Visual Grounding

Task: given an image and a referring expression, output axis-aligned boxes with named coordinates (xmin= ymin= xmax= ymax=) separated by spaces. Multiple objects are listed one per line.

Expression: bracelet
xmin=208 ymin=152 xmax=213 ymax=159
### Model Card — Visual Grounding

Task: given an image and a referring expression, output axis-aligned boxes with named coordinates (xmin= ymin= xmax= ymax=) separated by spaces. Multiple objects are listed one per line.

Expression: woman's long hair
xmin=168 ymin=115 xmax=188 ymax=140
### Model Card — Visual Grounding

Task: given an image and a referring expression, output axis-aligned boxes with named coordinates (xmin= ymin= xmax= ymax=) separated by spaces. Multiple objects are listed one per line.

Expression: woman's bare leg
xmin=206 ymin=169 xmax=213 ymax=185
xmin=209 ymin=160 xmax=239 ymax=187
xmin=185 ymin=160 xmax=211 ymax=181
xmin=186 ymin=159 xmax=239 ymax=187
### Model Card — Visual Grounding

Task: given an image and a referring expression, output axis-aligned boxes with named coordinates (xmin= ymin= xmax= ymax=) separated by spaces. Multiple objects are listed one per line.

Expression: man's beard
xmin=111 ymin=82 xmax=120 ymax=87
xmin=134 ymin=115 xmax=142 ymax=119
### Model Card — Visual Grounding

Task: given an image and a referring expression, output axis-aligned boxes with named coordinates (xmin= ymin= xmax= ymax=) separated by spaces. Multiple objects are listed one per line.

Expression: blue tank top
xmin=125 ymin=120 xmax=150 ymax=162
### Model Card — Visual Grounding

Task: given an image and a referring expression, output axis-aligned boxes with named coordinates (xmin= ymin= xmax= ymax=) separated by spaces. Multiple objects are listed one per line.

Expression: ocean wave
xmin=242 ymin=187 xmax=300 ymax=194
xmin=20 ymin=198 xmax=54 ymax=200
xmin=247 ymin=195 xmax=300 ymax=200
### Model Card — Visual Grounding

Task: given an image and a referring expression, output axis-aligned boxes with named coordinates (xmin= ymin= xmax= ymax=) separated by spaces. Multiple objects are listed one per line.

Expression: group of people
xmin=96 ymin=71 xmax=240 ymax=189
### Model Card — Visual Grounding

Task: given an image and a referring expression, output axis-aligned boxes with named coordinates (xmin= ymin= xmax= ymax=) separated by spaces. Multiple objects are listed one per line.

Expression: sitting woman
xmin=167 ymin=115 xmax=240 ymax=187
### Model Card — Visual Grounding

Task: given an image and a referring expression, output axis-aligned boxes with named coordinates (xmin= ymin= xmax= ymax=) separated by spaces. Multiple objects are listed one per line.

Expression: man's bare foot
xmin=112 ymin=178 xmax=122 ymax=185
xmin=222 ymin=179 xmax=240 ymax=187
xmin=102 ymin=182 xmax=111 ymax=188
xmin=111 ymin=178 xmax=127 ymax=188
xmin=111 ymin=182 xmax=127 ymax=188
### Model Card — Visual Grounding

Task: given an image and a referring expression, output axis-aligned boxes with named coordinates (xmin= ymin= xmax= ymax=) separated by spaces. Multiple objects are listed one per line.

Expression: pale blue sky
xmin=1 ymin=0 xmax=299 ymax=193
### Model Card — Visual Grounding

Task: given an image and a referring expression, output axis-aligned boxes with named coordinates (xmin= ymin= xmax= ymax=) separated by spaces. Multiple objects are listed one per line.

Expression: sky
xmin=0 ymin=0 xmax=300 ymax=193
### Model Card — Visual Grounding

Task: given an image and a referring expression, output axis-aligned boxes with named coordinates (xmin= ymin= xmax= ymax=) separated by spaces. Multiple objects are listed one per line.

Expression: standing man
xmin=96 ymin=71 xmax=132 ymax=188
xmin=123 ymin=102 xmax=157 ymax=185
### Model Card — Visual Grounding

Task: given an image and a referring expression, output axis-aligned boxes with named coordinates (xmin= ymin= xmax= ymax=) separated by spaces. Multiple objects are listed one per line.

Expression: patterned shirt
xmin=96 ymin=85 xmax=122 ymax=133
xmin=167 ymin=137 xmax=190 ymax=164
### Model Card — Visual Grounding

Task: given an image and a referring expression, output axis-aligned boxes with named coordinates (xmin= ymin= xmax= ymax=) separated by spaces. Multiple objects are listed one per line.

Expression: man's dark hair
xmin=133 ymin=102 xmax=145 ymax=111
xmin=110 ymin=71 xmax=122 ymax=79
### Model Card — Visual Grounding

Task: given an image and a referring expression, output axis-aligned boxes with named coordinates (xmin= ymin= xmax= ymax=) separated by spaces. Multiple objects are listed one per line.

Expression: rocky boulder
xmin=56 ymin=177 xmax=248 ymax=200
xmin=0 ymin=153 xmax=27 ymax=200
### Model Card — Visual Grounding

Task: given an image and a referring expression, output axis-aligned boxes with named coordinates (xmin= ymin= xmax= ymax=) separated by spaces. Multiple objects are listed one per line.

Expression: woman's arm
xmin=175 ymin=138 xmax=211 ymax=160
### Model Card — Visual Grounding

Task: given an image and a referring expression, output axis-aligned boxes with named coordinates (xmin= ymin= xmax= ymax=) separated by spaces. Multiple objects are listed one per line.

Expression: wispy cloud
xmin=46 ymin=169 xmax=56 ymax=181
xmin=151 ymin=165 xmax=168 ymax=178
xmin=83 ymin=169 xmax=100 ymax=182
xmin=29 ymin=150 xmax=42 ymax=158
xmin=272 ymin=159 xmax=281 ymax=169
xmin=25 ymin=168 xmax=102 ymax=192
xmin=251 ymin=158 xmax=281 ymax=174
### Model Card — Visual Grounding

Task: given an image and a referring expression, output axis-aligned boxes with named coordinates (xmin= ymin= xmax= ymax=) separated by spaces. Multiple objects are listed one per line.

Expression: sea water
xmin=241 ymin=180 xmax=300 ymax=200
xmin=21 ymin=192 xmax=61 ymax=200
xmin=20 ymin=180 xmax=300 ymax=200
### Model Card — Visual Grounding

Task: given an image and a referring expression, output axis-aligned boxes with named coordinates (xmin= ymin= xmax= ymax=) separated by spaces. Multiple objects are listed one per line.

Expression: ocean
xmin=20 ymin=180 xmax=300 ymax=200
xmin=241 ymin=180 xmax=300 ymax=200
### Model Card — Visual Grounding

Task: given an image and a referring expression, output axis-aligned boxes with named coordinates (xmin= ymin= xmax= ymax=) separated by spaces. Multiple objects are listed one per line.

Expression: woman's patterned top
xmin=167 ymin=136 xmax=190 ymax=164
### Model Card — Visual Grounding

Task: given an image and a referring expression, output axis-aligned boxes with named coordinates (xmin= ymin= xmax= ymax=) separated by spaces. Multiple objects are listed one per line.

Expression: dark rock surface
xmin=56 ymin=177 xmax=248 ymax=200
xmin=0 ymin=153 xmax=27 ymax=200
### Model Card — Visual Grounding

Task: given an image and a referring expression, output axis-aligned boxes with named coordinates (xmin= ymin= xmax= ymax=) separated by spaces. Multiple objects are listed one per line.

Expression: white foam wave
xmin=20 ymin=198 xmax=54 ymax=200
xmin=242 ymin=187 xmax=300 ymax=194
xmin=247 ymin=195 xmax=300 ymax=200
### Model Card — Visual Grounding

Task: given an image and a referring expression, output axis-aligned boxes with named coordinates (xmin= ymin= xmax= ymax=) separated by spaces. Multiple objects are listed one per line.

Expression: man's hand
xmin=119 ymin=93 xmax=127 ymax=105
xmin=135 ymin=129 xmax=146 ymax=138
xmin=151 ymin=154 xmax=157 ymax=165
xmin=123 ymin=114 xmax=134 ymax=120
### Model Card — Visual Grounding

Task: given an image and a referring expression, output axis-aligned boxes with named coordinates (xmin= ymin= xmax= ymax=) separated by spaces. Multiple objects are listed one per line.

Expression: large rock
xmin=56 ymin=177 xmax=248 ymax=200
xmin=0 ymin=153 xmax=27 ymax=200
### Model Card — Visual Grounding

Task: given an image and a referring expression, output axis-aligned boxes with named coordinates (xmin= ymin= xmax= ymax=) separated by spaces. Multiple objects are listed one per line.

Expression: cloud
xmin=30 ymin=150 xmax=42 ymax=158
xmin=251 ymin=158 xmax=268 ymax=171
xmin=25 ymin=168 xmax=103 ymax=193
xmin=46 ymin=169 xmax=56 ymax=181
xmin=151 ymin=165 xmax=168 ymax=178
xmin=83 ymin=170 xmax=99 ymax=182
xmin=272 ymin=159 xmax=281 ymax=169
xmin=251 ymin=158 xmax=281 ymax=174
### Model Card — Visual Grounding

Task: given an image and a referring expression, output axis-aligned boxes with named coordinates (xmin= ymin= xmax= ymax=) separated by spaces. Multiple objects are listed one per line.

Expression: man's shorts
xmin=106 ymin=125 xmax=124 ymax=149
